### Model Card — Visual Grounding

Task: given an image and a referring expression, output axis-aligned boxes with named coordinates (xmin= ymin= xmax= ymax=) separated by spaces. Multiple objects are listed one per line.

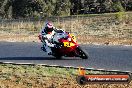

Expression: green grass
xmin=0 ymin=64 xmax=78 ymax=77
xmin=0 ymin=63 xmax=121 ymax=77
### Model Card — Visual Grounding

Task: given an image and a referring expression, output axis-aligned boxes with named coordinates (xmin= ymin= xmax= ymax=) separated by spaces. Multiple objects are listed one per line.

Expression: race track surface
xmin=0 ymin=42 xmax=132 ymax=72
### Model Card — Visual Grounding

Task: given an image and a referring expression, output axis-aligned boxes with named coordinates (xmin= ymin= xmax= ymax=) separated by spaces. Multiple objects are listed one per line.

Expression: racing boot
xmin=41 ymin=46 xmax=46 ymax=52
xmin=48 ymin=52 xmax=53 ymax=55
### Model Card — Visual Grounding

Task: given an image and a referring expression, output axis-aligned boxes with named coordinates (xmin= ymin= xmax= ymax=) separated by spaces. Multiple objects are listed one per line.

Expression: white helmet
xmin=45 ymin=22 xmax=54 ymax=33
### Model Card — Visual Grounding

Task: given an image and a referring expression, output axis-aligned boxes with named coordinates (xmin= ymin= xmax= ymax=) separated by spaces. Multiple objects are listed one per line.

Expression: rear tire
xmin=51 ymin=47 xmax=62 ymax=59
xmin=76 ymin=46 xmax=88 ymax=59
xmin=53 ymin=53 xmax=62 ymax=59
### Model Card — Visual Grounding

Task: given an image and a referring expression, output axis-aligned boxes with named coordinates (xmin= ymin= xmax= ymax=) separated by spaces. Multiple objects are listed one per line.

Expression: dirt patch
xmin=0 ymin=34 xmax=39 ymax=42
xmin=0 ymin=13 xmax=132 ymax=45
xmin=0 ymin=34 xmax=132 ymax=45
xmin=78 ymin=35 xmax=132 ymax=45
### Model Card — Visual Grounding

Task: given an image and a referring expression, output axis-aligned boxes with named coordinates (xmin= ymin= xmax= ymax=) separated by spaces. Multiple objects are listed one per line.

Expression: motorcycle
xmin=39 ymin=30 xmax=88 ymax=59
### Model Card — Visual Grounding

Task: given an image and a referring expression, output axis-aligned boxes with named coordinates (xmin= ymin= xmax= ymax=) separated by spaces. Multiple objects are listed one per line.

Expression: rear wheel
xmin=51 ymin=47 xmax=62 ymax=59
xmin=53 ymin=54 xmax=62 ymax=59
xmin=76 ymin=46 xmax=88 ymax=59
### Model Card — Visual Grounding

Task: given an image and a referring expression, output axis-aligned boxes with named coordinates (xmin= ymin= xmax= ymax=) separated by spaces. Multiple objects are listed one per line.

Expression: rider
xmin=39 ymin=21 xmax=64 ymax=55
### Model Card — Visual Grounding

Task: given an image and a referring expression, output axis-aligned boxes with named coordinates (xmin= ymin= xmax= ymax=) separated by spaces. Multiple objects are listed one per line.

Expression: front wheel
xmin=76 ymin=46 xmax=88 ymax=59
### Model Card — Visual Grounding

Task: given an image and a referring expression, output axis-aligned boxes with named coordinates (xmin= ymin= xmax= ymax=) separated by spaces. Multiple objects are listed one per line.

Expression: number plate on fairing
xmin=63 ymin=42 xmax=75 ymax=47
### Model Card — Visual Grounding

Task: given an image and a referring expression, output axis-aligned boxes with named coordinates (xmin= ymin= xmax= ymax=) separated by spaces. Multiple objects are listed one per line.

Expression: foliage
xmin=0 ymin=0 xmax=132 ymax=18
xmin=112 ymin=1 xmax=125 ymax=12
xmin=115 ymin=12 xmax=126 ymax=22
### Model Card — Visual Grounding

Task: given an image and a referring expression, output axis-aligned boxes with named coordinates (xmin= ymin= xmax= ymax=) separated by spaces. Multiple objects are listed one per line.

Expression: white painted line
xmin=86 ymin=68 xmax=96 ymax=70
xmin=64 ymin=66 xmax=74 ymax=68
xmin=16 ymin=63 xmax=35 ymax=65
xmin=2 ymin=62 xmax=14 ymax=64
xmin=97 ymin=69 xmax=106 ymax=71
xmin=37 ymin=64 xmax=49 ymax=66
xmin=49 ymin=65 xmax=60 ymax=66
xmin=111 ymin=70 xmax=121 ymax=71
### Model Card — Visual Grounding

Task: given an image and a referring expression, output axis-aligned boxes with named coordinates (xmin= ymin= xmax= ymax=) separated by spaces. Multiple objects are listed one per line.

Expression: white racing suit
xmin=40 ymin=27 xmax=65 ymax=55
xmin=40 ymin=29 xmax=56 ymax=55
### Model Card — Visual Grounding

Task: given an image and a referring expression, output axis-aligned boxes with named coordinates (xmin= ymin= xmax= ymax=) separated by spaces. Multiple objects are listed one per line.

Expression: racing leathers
xmin=40 ymin=28 xmax=56 ymax=55
xmin=39 ymin=26 xmax=66 ymax=55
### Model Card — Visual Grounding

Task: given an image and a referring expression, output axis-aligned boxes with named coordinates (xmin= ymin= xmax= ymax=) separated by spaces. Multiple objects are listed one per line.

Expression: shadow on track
xmin=0 ymin=57 xmax=81 ymax=60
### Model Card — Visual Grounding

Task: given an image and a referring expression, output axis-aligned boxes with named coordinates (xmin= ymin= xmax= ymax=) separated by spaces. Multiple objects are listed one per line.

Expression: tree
xmin=102 ymin=0 xmax=113 ymax=12
xmin=0 ymin=0 xmax=11 ymax=18
xmin=54 ymin=0 xmax=71 ymax=16
xmin=112 ymin=0 xmax=125 ymax=12
xmin=70 ymin=0 xmax=82 ymax=14
xmin=1 ymin=0 xmax=132 ymax=18
xmin=44 ymin=0 xmax=55 ymax=17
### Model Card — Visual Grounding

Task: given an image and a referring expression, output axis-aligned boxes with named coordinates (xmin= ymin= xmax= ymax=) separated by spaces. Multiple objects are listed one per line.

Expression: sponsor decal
xmin=77 ymin=67 xmax=131 ymax=85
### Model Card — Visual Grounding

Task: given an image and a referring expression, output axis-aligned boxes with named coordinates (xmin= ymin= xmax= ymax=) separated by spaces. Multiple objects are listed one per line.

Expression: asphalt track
xmin=0 ymin=42 xmax=132 ymax=72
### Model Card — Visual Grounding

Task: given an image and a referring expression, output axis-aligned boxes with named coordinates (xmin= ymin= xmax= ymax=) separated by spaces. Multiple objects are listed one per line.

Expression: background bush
xmin=0 ymin=0 xmax=132 ymax=18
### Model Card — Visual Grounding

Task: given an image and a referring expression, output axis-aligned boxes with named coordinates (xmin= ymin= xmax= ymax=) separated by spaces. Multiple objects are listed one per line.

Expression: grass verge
xmin=0 ymin=63 xmax=132 ymax=88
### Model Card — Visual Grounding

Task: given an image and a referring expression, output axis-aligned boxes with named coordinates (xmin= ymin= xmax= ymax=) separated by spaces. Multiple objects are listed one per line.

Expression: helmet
xmin=45 ymin=22 xmax=54 ymax=33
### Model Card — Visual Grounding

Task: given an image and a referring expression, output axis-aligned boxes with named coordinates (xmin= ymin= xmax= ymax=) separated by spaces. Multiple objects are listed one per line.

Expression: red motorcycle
xmin=39 ymin=30 xmax=88 ymax=59
xmin=49 ymin=31 xmax=88 ymax=59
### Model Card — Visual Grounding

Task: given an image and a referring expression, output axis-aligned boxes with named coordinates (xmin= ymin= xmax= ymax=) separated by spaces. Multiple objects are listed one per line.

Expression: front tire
xmin=76 ymin=46 xmax=88 ymax=59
